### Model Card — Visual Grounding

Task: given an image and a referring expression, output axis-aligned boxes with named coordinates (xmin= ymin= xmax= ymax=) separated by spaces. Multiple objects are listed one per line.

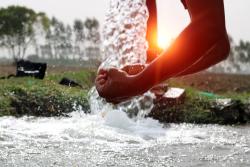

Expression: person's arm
xmin=176 ymin=34 xmax=230 ymax=76
xmin=134 ymin=0 xmax=230 ymax=92
xmin=95 ymin=0 xmax=230 ymax=102
xmin=146 ymin=0 xmax=161 ymax=62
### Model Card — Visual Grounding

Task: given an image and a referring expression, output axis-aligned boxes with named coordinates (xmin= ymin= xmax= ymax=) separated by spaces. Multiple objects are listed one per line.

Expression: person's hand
xmin=95 ymin=68 xmax=141 ymax=104
xmin=121 ymin=64 xmax=145 ymax=75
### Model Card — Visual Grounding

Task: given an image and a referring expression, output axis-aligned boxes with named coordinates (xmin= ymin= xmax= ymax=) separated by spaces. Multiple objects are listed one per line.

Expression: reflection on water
xmin=0 ymin=111 xmax=250 ymax=167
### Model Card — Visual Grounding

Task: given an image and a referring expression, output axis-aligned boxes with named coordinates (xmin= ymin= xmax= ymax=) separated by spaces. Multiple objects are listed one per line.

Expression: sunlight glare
xmin=157 ymin=34 xmax=170 ymax=50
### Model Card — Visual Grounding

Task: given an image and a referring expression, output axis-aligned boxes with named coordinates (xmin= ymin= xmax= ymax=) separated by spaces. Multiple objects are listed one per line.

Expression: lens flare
xmin=157 ymin=34 xmax=170 ymax=49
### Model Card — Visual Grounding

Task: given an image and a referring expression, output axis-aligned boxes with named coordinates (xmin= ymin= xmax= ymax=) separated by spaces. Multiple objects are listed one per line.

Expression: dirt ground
xmin=172 ymin=72 xmax=250 ymax=93
xmin=1 ymin=65 xmax=250 ymax=93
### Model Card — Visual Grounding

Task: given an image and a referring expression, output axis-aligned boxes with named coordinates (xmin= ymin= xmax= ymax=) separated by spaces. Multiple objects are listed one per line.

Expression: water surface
xmin=1 ymin=110 xmax=250 ymax=167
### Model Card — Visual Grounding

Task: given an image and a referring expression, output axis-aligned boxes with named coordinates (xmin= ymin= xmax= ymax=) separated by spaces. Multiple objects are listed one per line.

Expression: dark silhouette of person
xmin=96 ymin=0 xmax=230 ymax=103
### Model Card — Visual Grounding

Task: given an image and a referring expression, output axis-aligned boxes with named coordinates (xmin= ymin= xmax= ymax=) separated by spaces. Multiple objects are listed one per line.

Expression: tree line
xmin=1 ymin=6 xmax=250 ymax=72
xmin=210 ymin=36 xmax=250 ymax=73
xmin=0 ymin=6 xmax=101 ymax=66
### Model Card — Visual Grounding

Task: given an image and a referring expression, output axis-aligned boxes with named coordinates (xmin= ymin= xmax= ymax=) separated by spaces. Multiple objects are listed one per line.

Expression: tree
xmin=84 ymin=18 xmax=100 ymax=46
xmin=64 ymin=25 xmax=73 ymax=59
xmin=209 ymin=35 xmax=250 ymax=73
xmin=73 ymin=19 xmax=85 ymax=59
xmin=83 ymin=18 xmax=101 ymax=63
xmin=74 ymin=19 xmax=85 ymax=43
xmin=0 ymin=6 xmax=49 ymax=61
xmin=45 ymin=17 xmax=74 ymax=61
xmin=235 ymin=40 xmax=250 ymax=62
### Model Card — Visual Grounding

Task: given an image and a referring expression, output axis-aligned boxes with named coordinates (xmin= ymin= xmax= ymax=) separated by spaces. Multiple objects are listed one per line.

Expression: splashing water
xmin=1 ymin=113 xmax=250 ymax=166
xmin=100 ymin=0 xmax=148 ymax=69
xmin=89 ymin=0 xmax=155 ymax=119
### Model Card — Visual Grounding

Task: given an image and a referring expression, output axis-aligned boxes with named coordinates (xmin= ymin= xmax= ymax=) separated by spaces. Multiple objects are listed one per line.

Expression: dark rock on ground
xmin=244 ymin=102 xmax=250 ymax=119
xmin=210 ymin=99 xmax=245 ymax=124
xmin=59 ymin=77 xmax=83 ymax=88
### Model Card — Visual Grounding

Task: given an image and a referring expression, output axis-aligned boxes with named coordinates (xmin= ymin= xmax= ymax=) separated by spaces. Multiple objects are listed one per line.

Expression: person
xmin=96 ymin=0 xmax=230 ymax=103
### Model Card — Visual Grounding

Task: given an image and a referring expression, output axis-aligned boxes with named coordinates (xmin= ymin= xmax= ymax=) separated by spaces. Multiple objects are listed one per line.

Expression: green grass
xmin=0 ymin=70 xmax=249 ymax=124
xmin=168 ymin=78 xmax=250 ymax=102
xmin=46 ymin=70 xmax=96 ymax=89
xmin=148 ymin=81 xmax=250 ymax=124
xmin=0 ymin=70 xmax=95 ymax=117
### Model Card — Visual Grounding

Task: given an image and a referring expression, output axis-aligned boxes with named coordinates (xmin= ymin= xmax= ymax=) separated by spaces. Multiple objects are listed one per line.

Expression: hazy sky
xmin=1 ymin=0 xmax=250 ymax=47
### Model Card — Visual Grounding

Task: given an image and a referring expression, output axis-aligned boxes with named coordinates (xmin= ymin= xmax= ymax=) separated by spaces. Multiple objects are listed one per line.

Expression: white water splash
xmin=100 ymin=0 xmax=148 ymax=69
xmin=1 ymin=113 xmax=250 ymax=167
xmin=89 ymin=0 xmax=155 ymax=121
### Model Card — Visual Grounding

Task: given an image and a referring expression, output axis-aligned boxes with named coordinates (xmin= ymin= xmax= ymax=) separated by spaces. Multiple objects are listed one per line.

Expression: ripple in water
xmin=0 ymin=112 xmax=250 ymax=166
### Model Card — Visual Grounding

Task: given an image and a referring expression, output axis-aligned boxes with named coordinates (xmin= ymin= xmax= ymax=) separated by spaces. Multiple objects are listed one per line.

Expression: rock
xmin=210 ymin=99 xmax=245 ymax=124
xmin=153 ymin=87 xmax=186 ymax=106
xmin=244 ymin=101 xmax=250 ymax=120
xmin=150 ymin=83 xmax=168 ymax=97
xmin=212 ymin=99 xmax=234 ymax=109
xmin=59 ymin=77 xmax=83 ymax=88
xmin=149 ymin=88 xmax=186 ymax=123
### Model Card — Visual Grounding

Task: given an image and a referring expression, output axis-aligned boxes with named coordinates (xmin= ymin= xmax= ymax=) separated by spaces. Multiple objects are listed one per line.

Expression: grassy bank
xmin=149 ymin=87 xmax=250 ymax=124
xmin=0 ymin=70 xmax=95 ymax=117
xmin=0 ymin=68 xmax=250 ymax=124
xmin=149 ymin=77 xmax=250 ymax=124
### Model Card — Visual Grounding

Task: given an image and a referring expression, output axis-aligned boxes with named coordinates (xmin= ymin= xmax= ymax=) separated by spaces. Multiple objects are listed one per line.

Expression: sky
xmin=1 ymin=0 xmax=250 ymax=48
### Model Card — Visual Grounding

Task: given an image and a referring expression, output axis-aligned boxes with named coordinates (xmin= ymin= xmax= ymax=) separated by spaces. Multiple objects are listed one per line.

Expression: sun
xmin=157 ymin=34 xmax=171 ymax=50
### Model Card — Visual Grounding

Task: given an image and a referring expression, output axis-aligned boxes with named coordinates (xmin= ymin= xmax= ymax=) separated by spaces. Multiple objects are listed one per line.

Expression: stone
xmin=244 ymin=101 xmax=250 ymax=120
xmin=148 ymin=88 xmax=186 ymax=123
xmin=210 ymin=99 xmax=245 ymax=124
xmin=153 ymin=87 xmax=186 ymax=106
xmin=59 ymin=77 xmax=82 ymax=88
xmin=150 ymin=83 xmax=168 ymax=97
